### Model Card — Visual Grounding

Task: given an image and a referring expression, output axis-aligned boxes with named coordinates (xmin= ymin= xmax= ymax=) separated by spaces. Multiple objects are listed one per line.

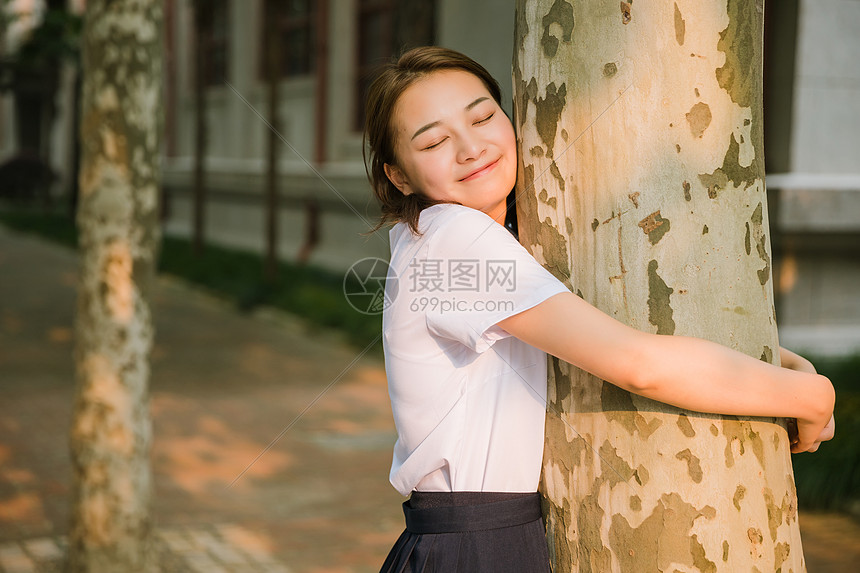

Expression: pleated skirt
xmin=380 ymin=491 xmax=551 ymax=573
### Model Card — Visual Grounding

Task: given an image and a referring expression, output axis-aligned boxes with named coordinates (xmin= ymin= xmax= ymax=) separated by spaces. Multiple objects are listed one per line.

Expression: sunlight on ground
xmin=151 ymin=396 xmax=293 ymax=495
xmin=47 ymin=326 xmax=72 ymax=343
xmin=0 ymin=491 xmax=45 ymax=524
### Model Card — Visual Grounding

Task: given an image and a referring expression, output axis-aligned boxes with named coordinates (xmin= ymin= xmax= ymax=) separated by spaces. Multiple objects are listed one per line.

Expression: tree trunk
xmin=68 ymin=1 xmax=162 ymax=571
xmin=513 ymin=1 xmax=804 ymax=571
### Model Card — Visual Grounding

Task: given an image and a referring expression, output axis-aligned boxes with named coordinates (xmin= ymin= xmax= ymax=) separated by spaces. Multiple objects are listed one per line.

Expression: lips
xmin=459 ymin=158 xmax=500 ymax=181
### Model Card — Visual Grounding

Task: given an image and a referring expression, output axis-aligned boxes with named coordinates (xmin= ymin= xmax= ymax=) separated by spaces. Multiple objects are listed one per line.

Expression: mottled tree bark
xmin=68 ymin=1 xmax=162 ymax=571
xmin=513 ymin=1 xmax=803 ymax=571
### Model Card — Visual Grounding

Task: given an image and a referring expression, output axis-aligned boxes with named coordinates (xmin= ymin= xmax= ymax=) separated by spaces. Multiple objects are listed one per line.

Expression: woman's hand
xmin=780 ymin=346 xmax=836 ymax=453
xmin=792 ymin=413 xmax=836 ymax=453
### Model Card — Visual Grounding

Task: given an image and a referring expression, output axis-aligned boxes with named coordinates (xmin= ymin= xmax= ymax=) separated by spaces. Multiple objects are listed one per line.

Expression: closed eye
xmin=422 ymin=137 xmax=448 ymax=150
xmin=421 ymin=112 xmax=493 ymax=150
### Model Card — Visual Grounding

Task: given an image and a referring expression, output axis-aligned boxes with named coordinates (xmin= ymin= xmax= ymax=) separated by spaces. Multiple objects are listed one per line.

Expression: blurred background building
xmin=0 ymin=0 xmax=858 ymax=355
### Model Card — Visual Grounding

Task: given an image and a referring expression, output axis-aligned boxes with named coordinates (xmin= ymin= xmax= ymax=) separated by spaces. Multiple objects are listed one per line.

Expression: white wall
xmin=437 ymin=0 xmax=516 ymax=114
xmin=791 ymin=0 xmax=860 ymax=174
xmin=171 ymin=0 xmax=317 ymax=163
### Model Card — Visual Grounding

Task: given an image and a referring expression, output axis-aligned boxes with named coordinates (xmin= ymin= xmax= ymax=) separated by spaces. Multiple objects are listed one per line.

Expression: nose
xmin=455 ymin=131 xmax=484 ymax=163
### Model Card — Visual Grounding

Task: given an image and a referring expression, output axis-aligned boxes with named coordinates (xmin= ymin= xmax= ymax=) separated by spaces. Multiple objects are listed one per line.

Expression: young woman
xmin=364 ymin=46 xmax=835 ymax=573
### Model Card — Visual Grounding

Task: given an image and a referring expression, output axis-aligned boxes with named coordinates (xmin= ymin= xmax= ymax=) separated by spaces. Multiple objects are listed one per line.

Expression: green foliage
xmin=0 ymin=4 xmax=83 ymax=92
xmin=0 ymin=207 xmax=77 ymax=247
xmin=159 ymin=237 xmax=382 ymax=354
xmin=0 ymin=207 xmax=382 ymax=354
xmin=14 ymin=8 xmax=83 ymax=69
xmin=792 ymin=355 xmax=860 ymax=512
xmin=157 ymin=236 xmax=383 ymax=352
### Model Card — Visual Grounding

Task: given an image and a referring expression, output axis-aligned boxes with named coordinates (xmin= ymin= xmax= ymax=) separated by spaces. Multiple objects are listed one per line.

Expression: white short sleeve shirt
xmin=383 ymin=204 xmax=570 ymax=495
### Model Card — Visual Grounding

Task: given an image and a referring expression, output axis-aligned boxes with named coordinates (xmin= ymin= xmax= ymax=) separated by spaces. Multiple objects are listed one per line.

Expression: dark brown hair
xmin=363 ymin=46 xmax=503 ymax=235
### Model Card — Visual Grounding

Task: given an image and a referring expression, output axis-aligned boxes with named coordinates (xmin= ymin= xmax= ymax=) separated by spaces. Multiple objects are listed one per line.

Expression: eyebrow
xmin=410 ymin=97 xmax=491 ymax=141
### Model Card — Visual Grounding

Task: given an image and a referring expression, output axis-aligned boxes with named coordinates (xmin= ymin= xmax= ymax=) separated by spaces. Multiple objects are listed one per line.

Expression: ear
xmin=384 ymin=163 xmax=413 ymax=196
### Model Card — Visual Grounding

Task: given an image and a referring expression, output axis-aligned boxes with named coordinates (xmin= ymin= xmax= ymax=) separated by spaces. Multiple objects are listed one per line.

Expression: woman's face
xmin=385 ymin=69 xmax=517 ymax=224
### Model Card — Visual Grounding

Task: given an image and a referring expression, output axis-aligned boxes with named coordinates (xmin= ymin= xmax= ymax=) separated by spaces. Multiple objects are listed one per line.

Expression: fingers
xmin=825 ymin=414 xmax=836 ymax=440
xmin=791 ymin=413 xmax=836 ymax=454
xmin=791 ymin=440 xmax=818 ymax=454
xmin=778 ymin=347 xmax=818 ymax=374
xmin=791 ymin=431 xmax=820 ymax=454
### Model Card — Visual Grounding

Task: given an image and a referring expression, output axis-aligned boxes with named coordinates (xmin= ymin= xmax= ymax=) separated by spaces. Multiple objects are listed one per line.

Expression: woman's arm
xmin=497 ymin=292 xmax=835 ymax=453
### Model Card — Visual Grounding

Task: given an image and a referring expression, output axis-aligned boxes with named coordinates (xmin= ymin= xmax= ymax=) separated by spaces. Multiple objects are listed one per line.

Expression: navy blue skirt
xmin=380 ymin=491 xmax=551 ymax=573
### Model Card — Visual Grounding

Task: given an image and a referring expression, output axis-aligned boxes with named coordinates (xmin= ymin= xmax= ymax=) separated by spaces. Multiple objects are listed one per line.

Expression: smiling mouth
xmin=459 ymin=158 xmax=500 ymax=181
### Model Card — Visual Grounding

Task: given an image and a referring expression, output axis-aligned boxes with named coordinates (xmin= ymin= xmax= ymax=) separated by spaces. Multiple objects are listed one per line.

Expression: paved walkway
xmin=1 ymin=225 xmax=858 ymax=572
xmin=0 ymin=225 xmax=403 ymax=572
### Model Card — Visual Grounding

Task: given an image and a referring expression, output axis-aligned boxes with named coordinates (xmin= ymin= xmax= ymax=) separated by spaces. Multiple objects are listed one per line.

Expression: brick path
xmin=1 ymin=224 xmax=858 ymax=572
xmin=0 ymin=523 xmax=293 ymax=572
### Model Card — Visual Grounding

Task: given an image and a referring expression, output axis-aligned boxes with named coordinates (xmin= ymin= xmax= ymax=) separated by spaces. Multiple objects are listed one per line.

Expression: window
xmin=354 ymin=0 xmax=436 ymax=130
xmin=262 ymin=0 xmax=316 ymax=79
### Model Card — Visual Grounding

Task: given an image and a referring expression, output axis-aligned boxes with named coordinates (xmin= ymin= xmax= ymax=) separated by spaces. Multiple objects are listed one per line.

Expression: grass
xmin=0 ymin=205 xmax=78 ymax=247
xmin=2 ymin=204 xmax=858 ymax=512
xmin=0 ymin=206 xmax=383 ymax=354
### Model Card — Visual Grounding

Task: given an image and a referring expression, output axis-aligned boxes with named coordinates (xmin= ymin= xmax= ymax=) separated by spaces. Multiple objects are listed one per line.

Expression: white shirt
xmin=383 ymin=204 xmax=569 ymax=495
